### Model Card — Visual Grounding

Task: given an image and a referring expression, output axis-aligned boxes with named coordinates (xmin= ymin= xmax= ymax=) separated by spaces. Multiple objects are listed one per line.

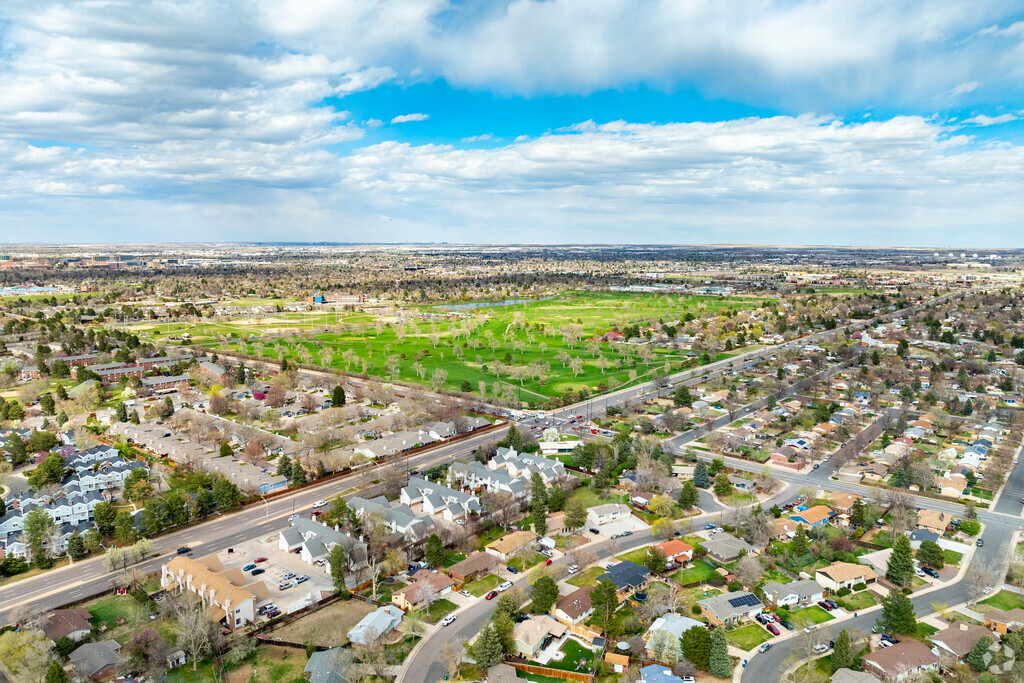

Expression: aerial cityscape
xmin=2 ymin=3 xmax=1024 ymax=683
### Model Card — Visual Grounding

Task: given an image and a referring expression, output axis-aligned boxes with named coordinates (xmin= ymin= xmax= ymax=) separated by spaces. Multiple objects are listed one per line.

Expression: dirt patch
xmin=265 ymin=599 xmax=377 ymax=647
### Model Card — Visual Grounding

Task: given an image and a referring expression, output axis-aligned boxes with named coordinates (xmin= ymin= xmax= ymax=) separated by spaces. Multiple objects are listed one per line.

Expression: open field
xmin=268 ymin=598 xmax=376 ymax=647
xmin=142 ymin=291 xmax=767 ymax=403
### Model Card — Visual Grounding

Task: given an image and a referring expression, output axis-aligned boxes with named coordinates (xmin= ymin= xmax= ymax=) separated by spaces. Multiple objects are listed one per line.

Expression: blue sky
xmin=1 ymin=1 xmax=1024 ymax=246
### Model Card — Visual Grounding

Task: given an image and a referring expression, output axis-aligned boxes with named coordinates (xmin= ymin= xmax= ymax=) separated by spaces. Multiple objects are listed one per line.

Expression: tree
xmin=916 ymin=540 xmax=945 ymax=569
xmin=651 ymin=518 xmax=677 ymax=540
xmin=212 ymin=477 xmax=243 ymax=510
xmin=27 ymin=430 xmax=58 ymax=452
xmin=673 ymin=385 xmax=693 ymax=407
xmin=114 ymin=511 xmax=137 ymax=544
xmin=4 ymin=433 xmax=28 ymax=466
xmin=290 ymin=460 xmax=307 ymax=486
xmin=440 ymin=641 xmax=462 ymax=680
xmin=275 ymin=454 xmax=291 ymax=477
xmin=45 ymin=661 xmax=70 ymax=683
xmin=0 ymin=628 xmax=54 ymax=682
xmin=66 ymin=531 xmax=85 ymax=561
xmin=591 ymin=579 xmax=619 ymax=634
xmin=472 ymin=623 xmax=504 ymax=669
xmin=645 ymin=547 xmax=668 ymax=573
xmin=967 ymin=634 xmax=995 ymax=672
xmin=332 ymin=385 xmax=346 ymax=406
xmin=547 ymin=485 xmax=566 ymax=512
xmin=39 ymin=393 xmax=56 ymax=416
xmin=495 ymin=592 xmax=519 ymax=621
xmin=878 ymin=588 xmax=917 ymax=635
xmin=649 ymin=494 xmax=675 ymax=518
xmin=27 ymin=453 xmax=67 ymax=489
xmin=564 ymin=496 xmax=587 ymax=531
xmin=530 ymin=472 xmax=548 ymax=535
xmin=23 ymin=508 xmax=56 ymax=562
xmin=219 ymin=442 xmax=232 ymax=458
xmin=528 ymin=577 xmax=561 ymax=614
xmin=678 ymin=480 xmax=699 ymax=509
xmin=492 ymin=610 xmax=514 ymax=653
xmin=791 ymin=524 xmax=808 ymax=557
xmin=819 ymin=628 xmax=850 ymax=673
xmin=734 ymin=554 xmax=764 ymax=588
xmin=165 ymin=594 xmax=220 ymax=671
xmin=693 ymin=460 xmax=710 ymax=488
xmin=116 ymin=401 xmax=128 ymax=423
xmin=708 ymin=626 xmax=732 ymax=678
xmin=713 ymin=473 xmax=731 ymax=497
xmin=681 ymin=625 xmax=711 ymax=671
xmin=329 ymin=545 xmax=348 ymax=592
xmin=886 ymin=533 xmax=915 ymax=587
xmin=649 ymin=628 xmax=678 ymax=665
xmin=424 ymin=534 xmax=446 ymax=567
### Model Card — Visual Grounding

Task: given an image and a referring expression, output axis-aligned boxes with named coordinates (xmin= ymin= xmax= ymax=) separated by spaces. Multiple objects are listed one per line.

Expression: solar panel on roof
xmin=727 ymin=594 xmax=759 ymax=608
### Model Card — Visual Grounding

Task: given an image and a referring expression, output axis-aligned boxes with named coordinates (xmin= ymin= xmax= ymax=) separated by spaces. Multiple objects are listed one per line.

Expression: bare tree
xmin=440 ymin=641 xmax=463 ymax=679
xmin=965 ymin=559 xmax=999 ymax=605
xmin=356 ymin=627 xmax=390 ymax=679
xmin=163 ymin=593 xmax=221 ymax=671
xmin=734 ymin=554 xmax=764 ymax=589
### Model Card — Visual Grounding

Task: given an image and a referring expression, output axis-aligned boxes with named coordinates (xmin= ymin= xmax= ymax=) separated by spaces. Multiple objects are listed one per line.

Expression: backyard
xmin=533 ymin=639 xmax=598 ymax=672
xmin=266 ymin=598 xmax=376 ymax=648
xmin=672 ymin=560 xmax=718 ymax=585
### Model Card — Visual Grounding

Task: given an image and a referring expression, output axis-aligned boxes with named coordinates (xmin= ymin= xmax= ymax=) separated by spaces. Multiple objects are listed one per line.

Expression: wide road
xmin=399 ymin=484 xmax=799 ymax=683
xmin=0 ymin=427 xmax=505 ymax=625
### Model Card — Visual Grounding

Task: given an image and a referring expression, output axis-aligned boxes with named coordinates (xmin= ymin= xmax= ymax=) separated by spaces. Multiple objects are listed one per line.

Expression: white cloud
xmin=966 ymin=113 xmax=1017 ymax=126
xmin=391 ymin=113 xmax=430 ymax=124
xmin=461 ymin=133 xmax=493 ymax=142
xmin=364 ymin=118 xmax=385 ymax=128
xmin=951 ymin=81 xmax=982 ymax=96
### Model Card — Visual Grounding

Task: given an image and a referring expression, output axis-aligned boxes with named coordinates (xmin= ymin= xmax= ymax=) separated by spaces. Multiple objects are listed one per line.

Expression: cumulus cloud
xmin=391 ymin=113 xmax=430 ymax=123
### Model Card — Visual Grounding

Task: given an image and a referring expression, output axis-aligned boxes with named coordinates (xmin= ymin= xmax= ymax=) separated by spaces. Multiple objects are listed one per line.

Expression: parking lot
xmin=213 ymin=534 xmax=335 ymax=615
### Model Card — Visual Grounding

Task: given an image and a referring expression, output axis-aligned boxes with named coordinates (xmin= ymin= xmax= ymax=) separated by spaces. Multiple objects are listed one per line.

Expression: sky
xmin=1 ymin=1 xmax=1024 ymax=247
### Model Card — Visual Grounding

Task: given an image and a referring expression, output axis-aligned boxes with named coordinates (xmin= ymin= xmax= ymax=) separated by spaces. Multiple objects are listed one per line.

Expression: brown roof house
xmin=860 ymin=639 xmax=938 ymax=682
xmin=917 ymin=509 xmax=949 ymax=535
xmin=392 ymin=569 xmax=455 ymax=611
xmin=814 ymin=561 xmax=878 ymax=592
xmin=984 ymin=608 xmax=1024 ymax=635
xmin=553 ymin=585 xmax=594 ymax=625
xmin=829 ymin=491 xmax=861 ymax=513
xmin=41 ymin=608 xmax=93 ymax=643
xmin=931 ymin=621 xmax=998 ymax=660
xmin=447 ymin=551 xmax=496 ymax=584
xmin=769 ymin=518 xmax=799 ymax=542
xmin=485 ymin=530 xmax=538 ymax=562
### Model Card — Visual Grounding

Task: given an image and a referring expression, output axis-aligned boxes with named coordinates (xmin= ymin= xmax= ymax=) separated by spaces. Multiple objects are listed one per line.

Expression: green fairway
xmin=171 ymin=290 xmax=769 ymax=403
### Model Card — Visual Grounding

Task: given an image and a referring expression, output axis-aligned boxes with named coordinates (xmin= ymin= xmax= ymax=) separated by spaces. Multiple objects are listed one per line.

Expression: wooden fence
xmin=506 ymin=662 xmax=594 ymax=682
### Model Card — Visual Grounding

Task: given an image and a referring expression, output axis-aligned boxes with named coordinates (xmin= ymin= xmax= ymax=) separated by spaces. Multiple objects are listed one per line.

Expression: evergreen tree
xmin=329 ymin=545 xmax=347 ymax=592
xmin=681 ymin=626 xmax=711 ymax=671
xmin=332 ymin=385 xmax=346 ymax=406
xmin=693 ymin=460 xmax=710 ymax=488
xmin=424 ymin=534 xmax=446 ymax=567
xmin=290 ymin=460 xmax=307 ymax=486
xmin=678 ymin=481 xmax=699 ymax=509
xmin=129 ymin=409 xmax=140 ymax=424
xmin=713 ymin=472 xmax=731 ymax=497
xmin=791 ymin=524 xmax=808 ymax=557
xmin=916 ymin=540 xmax=945 ymax=569
xmin=195 ymin=489 xmax=215 ymax=518
xmin=709 ymin=457 xmax=725 ymax=476
xmin=56 ymin=410 xmax=68 ymax=427
xmin=878 ymin=588 xmax=918 ymax=635
xmin=645 ymin=547 xmax=667 ymax=573
xmin=547 ymin=485 xmax=566 ymax=512
xmin=830 ymin=629 xmax=853 ymax=673
xmin=494 ymin=593 xmax=518 ymax=621
xmin=502 ymin=426 xmax=524 ymax=451
xmin=472 ymin=623 xmax=505 ymax=668
xmin=564 ymin=497 xmax=587 ymax=530
xmin=531 ymin=576 xmax=560 ymax=614
xmin=967 ymin=635 xmax=995 ymax=672
xmin=162 ymin=396 xmax=174 ymax=416
xmin=116 ymin=401 xmax=128 ymax=423
xmin=93 ymin=501 xmax=117 ymax=536
xmin=56 ymin=385 xmax=68 ymax=401
xmin=492 ymin=611 xmax=514 ymax=654
xmin=66 ymin=531 xmax=86 ymax=560
xmin=219 ymin=442 xmax=232 ymax=457
xmin=708 ymin=626 xmax=732 ymax=678
xmin=114 ymin=512 xmax=137 ymax=544
xmin=212 ymin=478 xmax=243 ymax=510
xmin=276 ymin=454 xmax=292 ymax=477
xmin=39 ymin=393 xmax=55 ymax=416
xmin=673 ymin=385 xmax=693 ymax=407
xmin=886 ymin=533 xmax=915 ymax=587
xmin=44 ymin=661 xmax=70 ymax=683
xmin=850 ymin=498 xmax=865 ymax=527
xmin=530 ymin=472 xmax=548 ymax=535
xmin=591 ymin=579 xmax=619 ymax=635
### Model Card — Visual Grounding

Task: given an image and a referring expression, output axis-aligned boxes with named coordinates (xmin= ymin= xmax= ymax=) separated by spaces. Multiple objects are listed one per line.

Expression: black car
xmin=825 ymin=599 xmax=839 ymax=610
xmin=514 ymin=613 xmax=531 ymax=623
xmin=977 ymin=538 xmax=984 ymax=547
xmin=780 ymin=620 xmax=794 ymax=630
xmin=176 ymin=546 xmax=192 ymax=555
xmin=923 ymin=567 xmax=940 ymax=578
xmin=621 ymin=530 xmax=632 ymax=537
xmin=589 ymin=528 xmax=600 ymax=534
xmin=251 ymin=568 xmax=266 ymax=575
xmin=506 ymin=565 xmax=519 ymax=574
xmin=881 ymin=634 xmax=898 ymax=645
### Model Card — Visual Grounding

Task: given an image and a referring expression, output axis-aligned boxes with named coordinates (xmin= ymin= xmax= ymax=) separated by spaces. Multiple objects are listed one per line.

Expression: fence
xmin=506 ymin=662 xmax=594 ymax=682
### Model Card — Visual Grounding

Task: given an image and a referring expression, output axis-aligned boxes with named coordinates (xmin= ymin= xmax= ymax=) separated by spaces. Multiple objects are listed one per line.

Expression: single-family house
xmin=655 ymin=539 xmax=694 ymax=565
xmin=68 ymin=640 xmax=122 ymax=681
xmin=761 ymin=579 xmax=824 ymax=608
xmin=789 ymin=505 xmax=834 ymax=528
xmin=586 ymin=503 xmax=631 ymax=527
xmin=348 ymin=605 xmax=404 ymax=646
xmin=768 ymin=518 xmax=799 ymax=542
xmin=392 ymin=569 xmax=455 ymax=611
xmin=702 ymin=533 xmax=757 ymax=565
xmin=644 ymin=613 xmax=703 ymax=659
xmin=553 ymin=585 xmax=594 ymax=625
xmin=815 ymin=562 xmax=878 ymax=592
xmin=829 ymin=491 xmax=861 ymax=513
xmin=931 ymin=621 xmax=997 ymax=660
xmin=638 ymin=665 xmax=688 ymax=683
xmin=512 ymin=615 xmax=566 ymax=658
xmin=860 ymin=640 xmax=938 ymax=682
xmin=447 ymin=551 xmax=497 ymax=584
xmin=304 ymin=647 xmax=355 ymax=683
xmin=697 ymin=591 xmax=764 ymax=627
xmin=485 ymin=530 xmax=538 ymax=562
xmin=830 ymin=670 xmax=881 ymax=683
xmin=599 ymin=561 xmax=650 ymax=599
xmin=983 ymin=608 xmax=1024 ymax=635
xmin=917 ymin=509 xmax=949 ymax=535
xmin=936 ymin=474 xmax=968 ymax=498
xmin=41 ymin=608 xmax=93 ymax=643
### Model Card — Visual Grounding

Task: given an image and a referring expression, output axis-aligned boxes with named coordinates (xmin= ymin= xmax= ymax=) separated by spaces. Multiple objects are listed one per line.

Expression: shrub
xmin=692 ymin=604 xmax=702 ymax=615
xmin=853 ymin=582 xmax=867 ymax=592
xmin=837 ymin=587 xmax=852 ymax=597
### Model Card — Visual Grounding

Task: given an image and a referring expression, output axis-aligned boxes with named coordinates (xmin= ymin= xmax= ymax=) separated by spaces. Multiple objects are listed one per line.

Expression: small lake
xmin=433 ymin=297 xmax=553 ymax=310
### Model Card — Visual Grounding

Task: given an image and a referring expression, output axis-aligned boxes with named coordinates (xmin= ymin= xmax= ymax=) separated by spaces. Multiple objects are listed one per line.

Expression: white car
xmin=567 ymin=565 xmax=579 ymax=575
xmin=540 ymin=549 xmax=554 ymax=558
xmin=441 ymin=614 xmax=457 ymax=627
xmin=498 ymin=581 xmax=513 ymax=592
xmin=304 ymin=592 xmax=313 ymax=606
xmin=812 ymin=644 xmax=829 ymax=655
xmin=312 ymin=500 xmax=327 ymax=509
xmin=914 ymin=567 xmax=926 ymax=577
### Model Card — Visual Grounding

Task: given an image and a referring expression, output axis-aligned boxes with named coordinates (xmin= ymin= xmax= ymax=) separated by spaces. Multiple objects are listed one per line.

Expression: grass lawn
xmin=443 ymin=551 xmax=467 ymax=568
xmin=726 ymin=624 xmax=773 ymax=650
xmin=534 ymin=639 xmax=597 ymax=672
xmin=790 ymin=606 xmax=835 ymax=627
xmin=567 ymin=566 xmax=606 ymax=588
xmin=569 ymin=487 xmax=614 ymax=509
xmin=464 ymin=574 xmax=500 ymax=597
xmin=410 ymin=598 xmax=458 ymax=624
xmin=872 ymin=530 xmax=894 ymax=548
xmin=917 ymin=622 xmax=939 ymax=638
xmin=836 ymin=591 xmax=877 ymax=612
xmin=85 ymin=595 xmax=150 ymax=633
xmin=269 ymin=598 xmax=375 ymax=647
xmin=980 ymin=590 xmax=1024 ymax=612
xmin=950 ymin=612 xmax=983 ymax=626
xmin=616 ymin=547 xmax=651 ymax=566
xmin=509 ymin=552 xmax=545 ymax=573
xmin=763 ymin=569 xmax=793 ymax=585
xmin=723 ymin=492 xmax=756 ymax=506
xmin=672 ymin=560 xmax=718 ymax=585
xmin=943 ymin=549 xmax=964 ymax=566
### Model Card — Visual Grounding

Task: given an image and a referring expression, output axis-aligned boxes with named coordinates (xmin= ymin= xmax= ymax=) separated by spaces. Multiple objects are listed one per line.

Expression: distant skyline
xmin=1 ymin=1 xmax=1023 ymax=246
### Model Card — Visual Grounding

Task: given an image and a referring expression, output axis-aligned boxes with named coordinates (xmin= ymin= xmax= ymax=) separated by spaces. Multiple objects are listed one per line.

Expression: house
xmin=449 ymin=460 xmax=527 ymax=499
xmin=702 ymin=533 xmax=757 ymax=565
xmin=486 ymin=664 xmax=526 ymax=683
xmin=348 ymin=605 xmax=404 ymax=646
xmin=68 ymin=640 xmax=122 ymax=681
xmin=277 ymin=517 xmax=368 ymax=573
xmin=830 ymin=669 xmax=881 ymax=683
xmin=761 ymin=579 xmax=824 ymax=608
xmin=655 ymin=539 xmax=694 ymax=565
xmin=728 ymin=475 xmax=755 ymax=491
xmin=140 ymin=374 xmax=190 ymax=395
xmin=392 ymin=569 xmax=455 ymax=611
xmin=554 ymin=585 xmax=594 ymax=624
xmin=599 ymin=561 xmax=650 ymax=599
xmin=586 ymin=503 xmax=631 ymax=527
xmin=908 ymin=529 xmax=940 ymax=547
xmin=697 ymin=591 xmax=764 ymax=627
xmin=199 ymin=360 xmax=230 ymax=384
xmin=41 ymin=608 xmax=93 ymax=643
xmin=815 ymin=562 xmax=878 ymax=591
xmin=768 ymin=518 xmax=799 ymax=542
xmin=485 ymin=530 xmax=538 ymax=562
xmin=936 ymin=474 xmax=968 ymax=498
xmin=917 ymin=509 xmax=949 ymax=535
xmin=348 ymin=495 xmax=435 ymax=543
xmin=604 ymin=652 xmax=630 ymax=674
xmin=789 ymin=505 xmax=834 ymax=528
xmin=400 ymin=476 xmax=480 ymax=521
xmin=931 ymin=621 xmax=997 ymax=660
xmin=983 ymin=608 xmax=1024 ymax=634
xmin=859 ymin=639 xmax=938 ymax=681
xmin=639 ymin=665 xmax=689 ymax=683
xmin=304 ymin=647 xmax=355 ymax=683
xmin=829 ymin=491 xmax=861 ymax=513
xmin=489 ymin=448 xmax=567 ymax=485
xmin=631 ymin=491 xmax=656 ymax=508
xmin=512 ymin=615 xmax=566 ymax=658
xmin=160 ymin=554 xmax=270 ymax=629
xmin=644 ymin=613 xmax=703 ymax=658
xmin=447 ymin=551 xmax=496 ymax=584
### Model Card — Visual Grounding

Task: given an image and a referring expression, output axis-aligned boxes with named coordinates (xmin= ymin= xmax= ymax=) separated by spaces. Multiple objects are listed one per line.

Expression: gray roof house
xmin=702 ymin=533 xmax=758 ymax=564
xmin=305 ymin=647 xmax=356 ymax=683
xmin=277 ymin=517 xmax=367 ymax=572
xmin=68 ymin=640 xmax=122 ymax=680
xmin=761 ymin=579 xmax=824 ymax=608
xmin=348 ymin=605 xmax=404 ymax=646
xmin=400 ymin=476 xmax=480 ymax=521
xmin=697 ymin=591 xmax=764 ymax=626
xmin=348 ymin=495 xmax=434 ymax=542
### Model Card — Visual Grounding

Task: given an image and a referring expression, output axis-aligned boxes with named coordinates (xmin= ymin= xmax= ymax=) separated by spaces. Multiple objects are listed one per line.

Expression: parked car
xmin=812 ymin=643 xmax=829 ymax=654
xmin=758 ymin=643 xmax=773 ymax=653
xmin=258 ymin=604 xmax=277 ymax=616
xmin=294 ymin=575 xmax=309 ymax=585
xmin=283 ymin=572 xmax=296 ymax=581
xmin=515 ymin=613 xmax=531 ymax=623
xmin=176 ymin=546 xmax=192 ymax=555
xmin=485 ymin=590 xmax=499 ymax=600
xmin=544 ymin=559 xmax=552 ymax=566
xmin=914 ymin=567 xmax=926 ymax=577
xmin=780 ymin=620 xmax=794 ymax=630
xmin=766 ymin=623 xmax=780 ymax=636
xmin=588 ymin=528 xmax=600 ymax=535
xmin=621 ymin=530 xmax=632 ymax=537
xmin=255 ymin=557 xmax=268 ymax=563
xmin=881 ymin=634 xmax=898 ymax=645
xmin=265 ymin=608 xmax=281 ymax=618
xmin=506 ymin=565 xmax=519 ymax=574
xmin=567 ymin=565 xmax=579 ymax=575
xmin=441 ymin=614 xmax=457 ymax=627
xmin=243 ymin=564 xmax=257 ymax=572
xmin=977 ymin=538 xmax=984 ymax=547
xmin=923 ymin=567 xmax=940 ymax=578
xmin=825 ymin=599 xmax=839 ymax=610
xmin=704 ymin=523 xmax=715 ymax=530
xmin=540 ymin=549 xmax=554 ymax=558
xmin=458 ymin=589 xmax=472 ymax=597
xmin=251 ymin=568 xmax=266 ymax=575
xmin=817 ymin=600 xmax=832 ymax=611
xmin=878 ymin=640 xmax=892 ymax=648
xmin=278 ymin=583 xmax=291 ymax=591
xmin=498 ymin=581 xmax=513 ymax=592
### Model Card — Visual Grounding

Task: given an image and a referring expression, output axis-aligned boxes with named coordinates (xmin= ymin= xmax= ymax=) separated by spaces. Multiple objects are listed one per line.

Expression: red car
xmin=766 ymin=623 xmax=780 ymax=636
xmin=485 ymin=590 xmax=499 ymax=600
xmin=544 ymin=559 xmax=552 ymax=566
xmin=255 ymin=557 xmax=268 ymax=563
xmin=817 ymin=600 xmax=833 ymax=611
